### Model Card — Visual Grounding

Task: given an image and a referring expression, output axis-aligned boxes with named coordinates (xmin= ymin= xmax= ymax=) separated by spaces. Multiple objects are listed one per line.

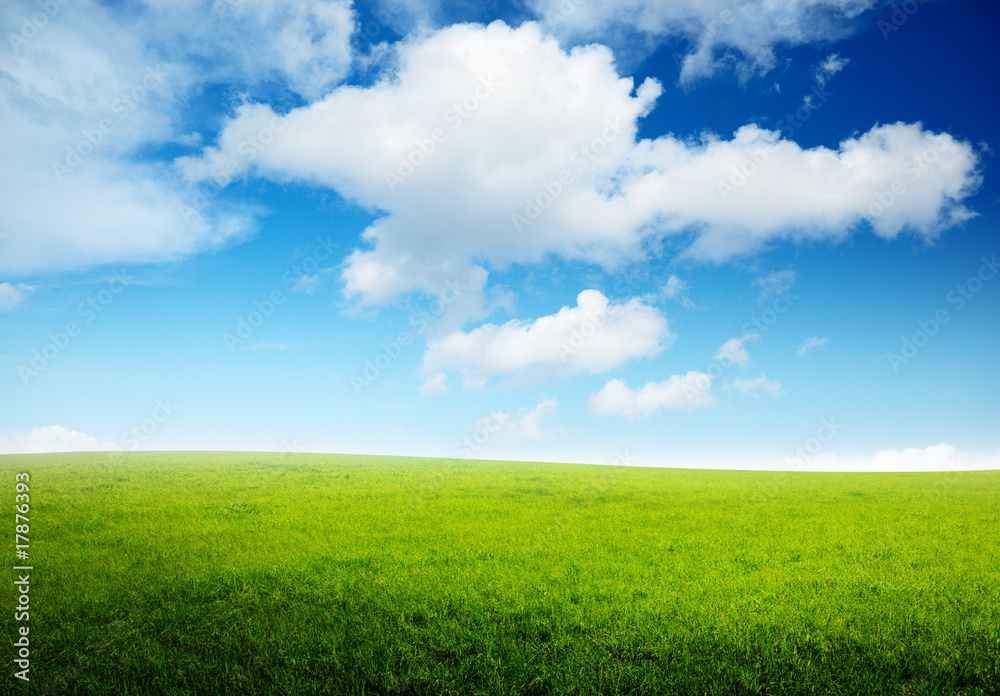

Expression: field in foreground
xmin=1 ymin=452 xmax=998 ymax=696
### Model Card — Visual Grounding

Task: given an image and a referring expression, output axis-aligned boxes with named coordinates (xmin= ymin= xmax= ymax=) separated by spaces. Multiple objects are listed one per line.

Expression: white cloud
xmin=797 ymin=53 xmax=851 ymax=111
xmin=662 ymin=275 xmax=685 ymax=299
xmin=713 ymin=333 xmax=759 ymax=366
xmin=0 ymin=283 xmax=34 ymax=312
xmin=816 ymin=52 xmax=850 ymax=88
xmin=419 ymin=370 xmax=448 ymax=395
xmin=178 ymin=21 xmax=663 ymax=305
xmin=0 ymin=0 xmax=261 ymax=276
xmin=729 ymin=373 xmax=782 ymax=397
xmin=292 ymin=268 xmax=334 ymax=294
xmin=655 ymin=274 xmax=695 ymax=308
xmin=651 ymin=122 xmax=981 ymax=261
xmin=488 ymin=398 xmax=560 ymax=442
xmin=0 ymin=0 xmax=356 ymax=276
xmin=531 ymin=0 xmax=876 ymax=83
xmin=0 ymin=426 xmax=119 ymax=454
xmin=367 ymin=0 xmax=438 ymax=36
xmin=755 ymin=270 xmax=796 ymax=301
xmin=183 ymin=21 xmax=980 ymax=308
xmin=588 ymin=372 xmax=714 ymax=418
xmin=780 ymin=443 xmax=1000 ymax=472
xmin=421 ymin=289 xmax=671 ymax=388
xmin=514 ymin=398 xmax=558 ymax=439
xmin=798 ymin=335 xmax=829 ymax=356
xmin=135 ymin=0 xmax=356 ymax=100
xmin=173 ymin=132 xmax=203 ymax=147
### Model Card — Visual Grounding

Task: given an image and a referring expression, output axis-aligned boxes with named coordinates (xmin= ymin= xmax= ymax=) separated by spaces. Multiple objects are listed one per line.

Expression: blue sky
xmin=1 ymin=0 xmax=997 ymax=470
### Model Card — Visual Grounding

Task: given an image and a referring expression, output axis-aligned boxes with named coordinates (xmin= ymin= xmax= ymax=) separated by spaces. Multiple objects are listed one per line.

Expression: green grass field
xmin=2 ymin=452 xmax=997 ymax=695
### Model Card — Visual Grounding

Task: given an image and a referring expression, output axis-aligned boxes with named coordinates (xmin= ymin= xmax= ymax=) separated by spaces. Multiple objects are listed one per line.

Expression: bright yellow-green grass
xmin=1 ymin=452 xmax=997 ymax=695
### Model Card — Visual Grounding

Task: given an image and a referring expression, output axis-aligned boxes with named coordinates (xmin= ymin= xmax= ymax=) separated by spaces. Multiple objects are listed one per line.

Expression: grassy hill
xmin=1 ymin=452 xmax=997 ymax=695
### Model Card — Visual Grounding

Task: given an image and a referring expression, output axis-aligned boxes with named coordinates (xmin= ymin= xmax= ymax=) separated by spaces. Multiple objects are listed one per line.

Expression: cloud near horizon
xmin=487 ymin=398 xmax=561 ymax=444
xmin=779 ymin=443 xmax=1000 ymax=472
xmin=0 ymin=425 xmax=119 ymax=455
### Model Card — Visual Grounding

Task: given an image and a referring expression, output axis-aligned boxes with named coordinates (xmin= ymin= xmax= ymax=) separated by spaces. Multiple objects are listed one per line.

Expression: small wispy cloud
xmin=489 ymin=399 xmax=560 ymax=442
xmin=420 ymin=371 xmax=448 ymax=395
xmin=797 ymin=335 xmax=829 ymax=357
xmin=714 ymin=334 xmax=760 ymax=366
xmin=802 ymin=53 xmax=851 ymax=109
xmin=729 ymin=374 xmax=783 ymax=398
xmin=658 ymin=275 xmax=696 ymax=308
xmin=815 ymin=52 xmax=850 ymax=88
xmin=0 ymin=282 xmax=34 ymax=312
xmin=755 ymin=270 xmax=796 ymax=302
xmin=292 ymin=268 xmax=335 ymax=294
xmin=174 ymin=132 xmax=203 ymax=147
